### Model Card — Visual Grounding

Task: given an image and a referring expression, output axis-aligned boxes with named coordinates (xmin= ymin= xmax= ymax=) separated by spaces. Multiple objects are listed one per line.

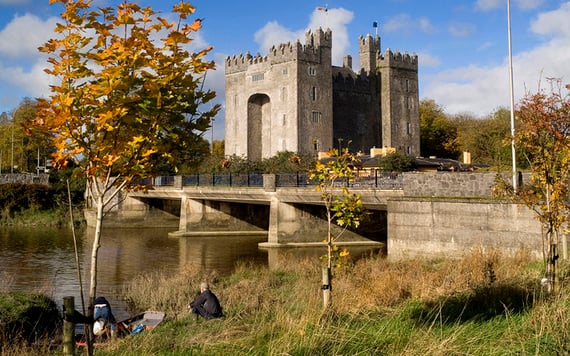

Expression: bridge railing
xmin=0 ymin=173 xmax=50 ymax=185
xmin=182 ymin=174 xmax=264 ymax=187
xmin=148 ymin=172 xmax=402 ymax=190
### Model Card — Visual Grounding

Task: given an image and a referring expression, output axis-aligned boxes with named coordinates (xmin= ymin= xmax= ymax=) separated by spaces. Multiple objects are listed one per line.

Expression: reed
xmin=79 ymin=249 xmax=570 ymax=354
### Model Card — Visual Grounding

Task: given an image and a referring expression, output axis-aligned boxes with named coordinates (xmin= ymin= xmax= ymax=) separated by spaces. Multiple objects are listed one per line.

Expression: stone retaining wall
xmin=387 ymin=198 xmax=543 ymax=258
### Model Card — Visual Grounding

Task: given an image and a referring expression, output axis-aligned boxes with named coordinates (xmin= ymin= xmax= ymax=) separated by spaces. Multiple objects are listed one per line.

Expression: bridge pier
xmin=178 ymin=197 xmax=268 ymax=234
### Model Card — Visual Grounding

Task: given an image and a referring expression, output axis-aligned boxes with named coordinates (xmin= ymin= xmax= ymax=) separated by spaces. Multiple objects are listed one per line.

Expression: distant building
xmin=224 ymin=28 xmax=420 ymax=160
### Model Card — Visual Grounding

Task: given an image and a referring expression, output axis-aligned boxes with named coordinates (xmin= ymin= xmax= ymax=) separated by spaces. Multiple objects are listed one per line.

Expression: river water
xmin=0 ymin=226 xmax=382 ymax=320
xmin=0 ymin=226 xmax=269 ymax=320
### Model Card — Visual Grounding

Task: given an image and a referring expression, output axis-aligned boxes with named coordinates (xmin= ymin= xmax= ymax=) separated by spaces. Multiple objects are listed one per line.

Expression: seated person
xmin=93 ymin=296 xmax=116 ymax=337
xmin=188 ymin=282 xmax=223 ymax=320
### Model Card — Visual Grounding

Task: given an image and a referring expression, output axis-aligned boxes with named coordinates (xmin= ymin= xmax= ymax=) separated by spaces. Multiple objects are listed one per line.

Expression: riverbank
xmin=0 ymin=182 xmax=85 ymax=227
xmin=81 ymin=249 xmax=569 ymax=355
xmin=0 ymin=206 xmax=85 ymax=227
xmin=2 ymin=248 xmax=568 ymax=354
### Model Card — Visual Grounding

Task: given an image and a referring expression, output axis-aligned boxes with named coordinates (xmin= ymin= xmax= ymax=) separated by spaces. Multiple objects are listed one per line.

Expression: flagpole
xmin=507 ymin=0 xmax=517 ymax=192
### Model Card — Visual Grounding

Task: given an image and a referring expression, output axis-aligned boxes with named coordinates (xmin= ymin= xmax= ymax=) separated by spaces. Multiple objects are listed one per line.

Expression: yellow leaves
xmin=188 ymin=18 xmax=202 ymax=32
xmin=173 ymin=2 xmax=195 ymax=19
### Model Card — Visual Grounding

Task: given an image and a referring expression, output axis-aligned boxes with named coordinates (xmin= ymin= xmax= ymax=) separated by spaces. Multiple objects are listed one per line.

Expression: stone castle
xmin=224 ymin=28 xmax=420 ymax=160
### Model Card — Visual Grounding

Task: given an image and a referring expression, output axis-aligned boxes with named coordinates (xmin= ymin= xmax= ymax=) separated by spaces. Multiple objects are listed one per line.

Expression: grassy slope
xmin=93 ymin=249 xmax=570 ymax=356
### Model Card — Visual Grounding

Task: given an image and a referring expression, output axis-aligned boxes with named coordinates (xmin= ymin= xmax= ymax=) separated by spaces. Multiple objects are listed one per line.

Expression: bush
xmin=0 ymin=182 xmax=84 ymax=226
xmin=0 ymin=292 xmax=61 ymax=345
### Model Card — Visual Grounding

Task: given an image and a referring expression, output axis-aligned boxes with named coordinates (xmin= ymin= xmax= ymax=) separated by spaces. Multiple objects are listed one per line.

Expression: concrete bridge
xmin=92 ymin=172 xmax=543 ymax=257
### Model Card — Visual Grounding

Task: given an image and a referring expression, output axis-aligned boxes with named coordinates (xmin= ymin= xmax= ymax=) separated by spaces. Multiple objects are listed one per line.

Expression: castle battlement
xmin=333 ymin=71 xmax=373 ymax=93
xmin=358 ymin=34 xmax=380 ymax=53
xmin=378 ymin=48 xmax=418 ymax=70
xmin=225 ymin=28 xmax=332 ymax=74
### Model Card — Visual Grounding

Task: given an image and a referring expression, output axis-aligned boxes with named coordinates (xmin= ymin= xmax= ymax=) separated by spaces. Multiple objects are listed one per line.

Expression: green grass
xmin=90 ymin=250 xmax=570 ymax=355
xmin=5 ymin=249 xmax=570 ymax=355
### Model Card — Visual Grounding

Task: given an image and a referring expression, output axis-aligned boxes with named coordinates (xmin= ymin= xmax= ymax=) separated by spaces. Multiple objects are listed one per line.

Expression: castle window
xmin=308 ymin=67 xmax=317 ymax=76
xmin=407 ymin=122 xmax=411 ymax=135
xmin=282 ymin=114 xmax=287 ymax=126
xmin=313 ymin=139 xmax=319 ymax=151
xmin=252 ymin=73 xmax=264 ymax=82
xmin=405 ymin=79 xmax=410 ymax=92
xmin=311 ymin=111 xmax=321 ymax=124
xmin=311 ymin=86 xmax=318 ymax=101
xmin=282 ymin=68 xmax=288 ymax=75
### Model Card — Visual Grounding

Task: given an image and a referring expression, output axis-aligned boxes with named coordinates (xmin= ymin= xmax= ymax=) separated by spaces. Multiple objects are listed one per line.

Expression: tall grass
xmin=92 ymin=249 xmax=570 ymax=354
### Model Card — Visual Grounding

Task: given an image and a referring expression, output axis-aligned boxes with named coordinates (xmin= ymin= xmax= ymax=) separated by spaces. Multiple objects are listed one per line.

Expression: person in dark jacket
xmin=188 ymin=282 xmax=223 ymax=320
xmin=93 ymin=296 xmax=116 ymax=336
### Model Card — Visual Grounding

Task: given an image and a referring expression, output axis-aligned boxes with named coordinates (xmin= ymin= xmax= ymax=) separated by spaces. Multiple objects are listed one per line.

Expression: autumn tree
xmin=309 ymin=148 xmax=366 ymax=308
xmin=29 ymin=1 xmax=218 ymax=351
xmin=420 ymin=99 xmax=461 ymax=159
xmin=515 ymin=80 xmax=570 ymax=294
xmin=453 ymin=108 xmax=527 ymax=168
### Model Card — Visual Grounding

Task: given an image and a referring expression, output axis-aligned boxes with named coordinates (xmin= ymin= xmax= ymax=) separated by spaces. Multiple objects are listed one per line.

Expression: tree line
xmin=2 ymin=97 xmax=530 ymax=178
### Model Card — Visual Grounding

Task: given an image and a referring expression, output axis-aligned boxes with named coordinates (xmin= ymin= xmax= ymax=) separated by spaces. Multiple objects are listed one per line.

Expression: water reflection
xmin=1 ymin=226 xmax=382 ymax=319
xmin=0 ymin=227 xmax=269 ymax=319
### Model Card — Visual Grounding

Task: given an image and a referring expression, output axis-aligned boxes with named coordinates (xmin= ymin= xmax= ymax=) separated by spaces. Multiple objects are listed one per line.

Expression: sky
xmin=0 ymin=0 xmax=569 ymax=141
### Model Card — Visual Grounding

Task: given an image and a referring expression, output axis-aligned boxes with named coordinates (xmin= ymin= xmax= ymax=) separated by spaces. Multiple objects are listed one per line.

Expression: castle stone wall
xmin=225 ymin=29 xmax=419 ymax=159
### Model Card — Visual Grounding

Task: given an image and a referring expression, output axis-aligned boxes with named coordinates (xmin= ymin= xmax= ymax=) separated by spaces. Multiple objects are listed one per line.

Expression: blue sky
xmin=0 ymin=0 xmax=569 ymax=141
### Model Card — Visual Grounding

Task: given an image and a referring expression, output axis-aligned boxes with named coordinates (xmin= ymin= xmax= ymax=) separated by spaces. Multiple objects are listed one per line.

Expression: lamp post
xmin=507 ymin=0 xmax=517 ymax=192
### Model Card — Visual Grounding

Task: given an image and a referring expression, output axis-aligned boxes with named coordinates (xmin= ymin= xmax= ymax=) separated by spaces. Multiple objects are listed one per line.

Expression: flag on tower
xmin=373 ymin=21 xmax=378 ymax=28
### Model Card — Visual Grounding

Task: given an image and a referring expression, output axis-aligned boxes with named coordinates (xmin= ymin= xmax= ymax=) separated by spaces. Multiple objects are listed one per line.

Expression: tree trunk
xmin=322 ymin=267 xmax=331 ymax=308
xmin=547 ymin=242 xmax=559 ymax=294
xmin=86 ymin=195 xmax=105 ymax=356
xmin=62 ymin=296 xmax=75 ymax=356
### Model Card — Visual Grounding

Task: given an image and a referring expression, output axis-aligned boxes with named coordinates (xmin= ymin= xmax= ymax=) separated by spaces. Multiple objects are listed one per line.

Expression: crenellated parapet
xmin=225 ymin=28 xmax=332 ymax=74
xmin=378 ymin=48 xmax=418 ymax=70
xmin=333 ymin=70 xmax=373 ymax=93
xmin=358 ymin=34 xmax=380 ymax=55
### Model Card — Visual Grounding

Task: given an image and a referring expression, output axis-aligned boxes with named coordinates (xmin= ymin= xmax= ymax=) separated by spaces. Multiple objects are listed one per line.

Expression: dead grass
xmin=97 ymin=247 xmax=565 ymax=355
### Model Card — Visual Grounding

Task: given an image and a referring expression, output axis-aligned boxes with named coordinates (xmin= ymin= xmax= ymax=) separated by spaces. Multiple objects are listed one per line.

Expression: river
xmin=0 ymin=226 xmax=382 ymax=320
xmin=0 ymin=226 xmax=269 ymax=320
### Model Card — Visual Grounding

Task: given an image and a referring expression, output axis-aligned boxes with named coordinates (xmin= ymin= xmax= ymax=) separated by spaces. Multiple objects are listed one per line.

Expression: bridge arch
xmin=247 ymin=93 xmax=271 ymax=160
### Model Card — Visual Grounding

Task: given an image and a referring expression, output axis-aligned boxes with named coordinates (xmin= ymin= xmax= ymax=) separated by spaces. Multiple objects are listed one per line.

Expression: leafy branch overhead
xmin=32 ymin=0 xmax=220 ymax=190
xmin=26 ymin=1 xmax=219 ymax=354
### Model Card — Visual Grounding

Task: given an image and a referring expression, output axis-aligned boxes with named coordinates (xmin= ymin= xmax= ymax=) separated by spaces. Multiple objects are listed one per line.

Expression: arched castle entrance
xmin=247 ymin=94 xmax=271 ymax=161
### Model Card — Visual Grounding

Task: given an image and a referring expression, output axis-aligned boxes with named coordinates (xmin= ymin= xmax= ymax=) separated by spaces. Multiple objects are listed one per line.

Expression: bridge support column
xmin=178 ymin=196 xmax=266 ymax=233
xmin=267 ymin=196 xmax=327 ymax=244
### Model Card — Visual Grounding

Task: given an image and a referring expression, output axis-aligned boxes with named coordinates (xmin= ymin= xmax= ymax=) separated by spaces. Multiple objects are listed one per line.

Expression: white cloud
xmin=530 ymin=2 xmax=570 ymax=37
xmin=423 ymin=29 xmax=570 ymax=116
xmin=0 ymin=13 xmax=58 ymax=58
xmin=417 ymin=52 xmax=441 ymax=67
xmin=383 ymin=13 xmax=439 ymax=36
xmin=516 ymin=0 xmax=545 ymax=10
xmin=424 ymin=3 xmax=570 ymax=116
xmin=253 ymin=7 xmax=353 ymax=67
xmin=419 ymin=17 xmax=437 ymax=34
xmin=476 ymin=0 xmax=502 ymax=11
xmin=383 ymin=14 xmax=413 ymax=34
xmin=476 ymin=0 xmax=544 ymax=11
xmin=254 ymin=21 xmax=300 ymax=55
xmin=448 ymin=22 xmax=476 ymax=38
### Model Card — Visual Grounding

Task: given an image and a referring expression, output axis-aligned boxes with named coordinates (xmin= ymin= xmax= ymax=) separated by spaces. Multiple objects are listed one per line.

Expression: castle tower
xmin=359 ymin=34 xmax=380 ymax=74
xmin=224 ymin=29 xmax=419 ymax=160
xmin=378 ymin=49 xmax=420 ymax=156
xmin=224 ymin=28 xmax=333 ymax=160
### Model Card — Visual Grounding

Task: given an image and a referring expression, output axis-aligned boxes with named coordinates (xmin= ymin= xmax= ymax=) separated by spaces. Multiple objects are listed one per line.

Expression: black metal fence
xmin=149 ymin=172 xmax=402 ymax=190
xmin=0 ymin=173 xmax=50 ymax=185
